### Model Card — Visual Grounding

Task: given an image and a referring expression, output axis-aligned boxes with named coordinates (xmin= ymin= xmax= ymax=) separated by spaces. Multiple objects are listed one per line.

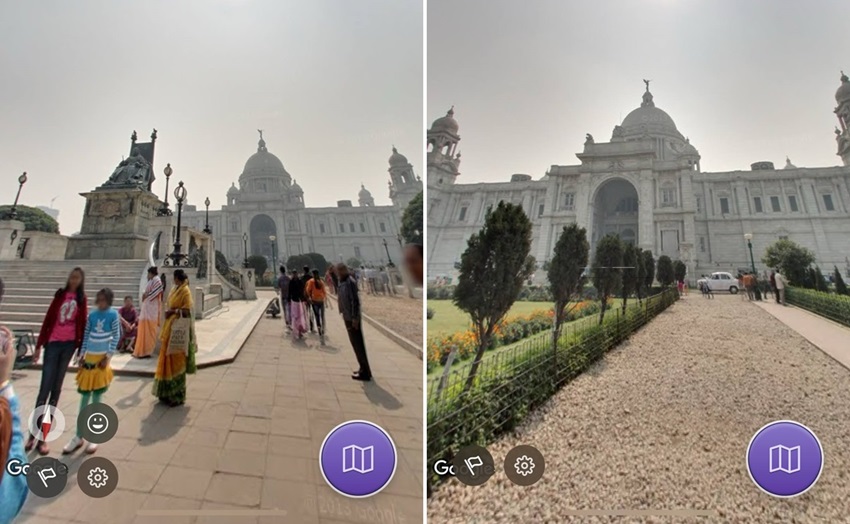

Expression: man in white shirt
xmin=774 ymin=271 xmax=787 ymax=305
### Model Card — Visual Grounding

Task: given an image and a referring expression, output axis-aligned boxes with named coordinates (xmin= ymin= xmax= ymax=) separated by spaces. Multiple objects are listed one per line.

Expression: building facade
xmin=183 ymin=132 xmax=421 ymax=268
xmin=427 ymin=78 xmax=850 ymax=281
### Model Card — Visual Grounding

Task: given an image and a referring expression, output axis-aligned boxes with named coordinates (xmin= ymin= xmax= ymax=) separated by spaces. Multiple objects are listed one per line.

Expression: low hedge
xmin=425 ymin=301 xmax=601 ymax=372
xmin=785 ymin=287 xmax=850 ymax=328
xmin=426 ymin=289 xmax=679 ymax=488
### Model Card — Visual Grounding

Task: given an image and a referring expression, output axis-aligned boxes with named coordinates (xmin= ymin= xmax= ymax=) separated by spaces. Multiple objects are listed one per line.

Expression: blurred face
xmin=96 ymin=295 xmax=109 ymax=310
xmin=68 ymin=270 xmax=83 ymax=291
xmin=336 ymin=264 xmax=349 ymax=280
xmin=124 ymin=297 xmax=133 ymax=308
xmin=148 ymin=271 xmax=156 ymax=280
xmin=403 ymin=245 xmax=423 ymax=285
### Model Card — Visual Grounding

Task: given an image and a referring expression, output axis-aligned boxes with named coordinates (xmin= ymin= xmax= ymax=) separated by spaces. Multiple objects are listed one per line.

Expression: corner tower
xmin=387 ymin=146 xmax=421 ymax=211
xmin=427 ymin=107 xmax=461 ymax=187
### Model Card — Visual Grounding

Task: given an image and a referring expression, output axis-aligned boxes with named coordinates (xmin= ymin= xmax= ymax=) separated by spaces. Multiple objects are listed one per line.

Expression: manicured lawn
xmin=427 ymin=300 xmax=554 ymax=337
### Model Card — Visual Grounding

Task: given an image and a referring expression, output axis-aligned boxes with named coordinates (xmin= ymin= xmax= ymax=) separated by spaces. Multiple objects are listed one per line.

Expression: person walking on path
xmin=288 ymin=269 xmax=307 ymax=341
xmin=118 ymin=295 xmax=138 ymax=353
xmin=303 ymin=266 xmax=316 ymax=333
xmin=305 ymin=269 xmax=327 ymax=344
xmin=27 ymin=267 xmax=88 ymax=455
xmin=152 ymin=270 xmax=197 ymax=407
xmin=337 ymin=263 xmax=372 ymax=381
xmin=770 ymin=271 xmax=779 ymax=304
xmin=277 ymin=266 xmax=291 ymax=330
xmin=744 ymin=273 xmax=756 ymax=301
xmin=775 ymin=271 xmax=787 ymax=306
xmin=63 ymin=288 xmax=120 ymax=455
xmin=133 ymin=267 xmax=164 ymax=359
xmin=0 ymin=278 xmax=28 ymax=521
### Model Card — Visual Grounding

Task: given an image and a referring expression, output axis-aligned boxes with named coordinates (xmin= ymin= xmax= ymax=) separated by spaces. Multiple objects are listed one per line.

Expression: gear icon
xmin=514 ymin=455 xmax=535 ymax=477
xmin=87 ymin=467 xmax=109 ymax=489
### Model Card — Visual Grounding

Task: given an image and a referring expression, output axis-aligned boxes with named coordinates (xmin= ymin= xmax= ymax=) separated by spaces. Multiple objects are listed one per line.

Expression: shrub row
xmin=426 ymin=289 xmax=679 ymax=488
xmin=786 ymin=287 xmax=850 ymax=328
xmin=425 ymin=301 xmax=601 ymax=373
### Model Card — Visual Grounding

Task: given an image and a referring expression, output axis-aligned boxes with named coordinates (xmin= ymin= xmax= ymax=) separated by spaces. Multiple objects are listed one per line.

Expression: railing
xmin=426 ymin=288 xmax=679 ymax=488
xmin=785 ymin=287 xmax=850 ymax=328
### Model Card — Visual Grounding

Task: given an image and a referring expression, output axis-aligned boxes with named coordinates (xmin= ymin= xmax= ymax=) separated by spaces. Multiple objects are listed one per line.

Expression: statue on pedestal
xmin=103 ymin=147 xmax=153 ymax=189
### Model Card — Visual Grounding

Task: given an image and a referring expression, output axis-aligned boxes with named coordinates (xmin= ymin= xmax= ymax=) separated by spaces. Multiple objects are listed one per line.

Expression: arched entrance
xmin=592 ymin=178 xmax=639 ymax=252
xmin=249 ymin=214 xmax=278 ymax=267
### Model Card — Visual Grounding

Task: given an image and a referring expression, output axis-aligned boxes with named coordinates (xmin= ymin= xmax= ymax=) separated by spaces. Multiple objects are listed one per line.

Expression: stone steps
xmin=0 ymin=259 xmax=149 ymax=335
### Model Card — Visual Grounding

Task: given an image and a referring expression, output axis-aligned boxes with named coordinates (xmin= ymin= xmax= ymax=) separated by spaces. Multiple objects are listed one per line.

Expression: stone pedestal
xmin=0 ymin=219 xmax=25 ymax=260
xmin=66 ymin=188 xmax=164 ymax=260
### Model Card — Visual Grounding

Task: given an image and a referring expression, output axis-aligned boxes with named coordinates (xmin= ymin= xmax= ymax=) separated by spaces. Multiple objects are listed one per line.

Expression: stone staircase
xmin=0 ymin=259 xmax=149 ymax=337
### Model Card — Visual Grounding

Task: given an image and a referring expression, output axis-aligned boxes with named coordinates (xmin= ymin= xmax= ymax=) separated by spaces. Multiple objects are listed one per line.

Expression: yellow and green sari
xmin=151 ymin=282 xmax=197 ymax=405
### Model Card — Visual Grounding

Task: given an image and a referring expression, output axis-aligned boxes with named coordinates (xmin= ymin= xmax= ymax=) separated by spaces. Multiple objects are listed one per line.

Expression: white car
xmin=697 ymin=271 xmax=740 ymax=294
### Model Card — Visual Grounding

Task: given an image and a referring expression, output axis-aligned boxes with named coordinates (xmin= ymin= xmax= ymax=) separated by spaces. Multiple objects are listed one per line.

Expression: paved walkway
xmin=754 ymin=299 xmax=850 ymax=370
xmin=14 ymin=297 xmax=423 ymax=523
xmin=428 ymin=295 xmax=850 ymax=522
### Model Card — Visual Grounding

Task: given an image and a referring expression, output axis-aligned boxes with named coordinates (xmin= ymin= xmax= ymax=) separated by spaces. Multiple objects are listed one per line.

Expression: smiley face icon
xmin=86 ymin=413 xmax=109 ymax=435
xmin=78 ymin=403 xmax=118 ymax=444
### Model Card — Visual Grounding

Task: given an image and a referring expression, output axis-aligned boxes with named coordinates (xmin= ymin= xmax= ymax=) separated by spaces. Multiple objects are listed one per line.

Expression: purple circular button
xmin=319 ymin=420 xmax=397 ymax=498
xmin=746 ymin=420 xmax=823 ymax=498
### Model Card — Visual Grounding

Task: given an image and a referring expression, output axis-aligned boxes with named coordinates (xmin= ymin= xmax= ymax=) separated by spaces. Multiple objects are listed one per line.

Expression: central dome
xmin=240 ymin=133 xmax=291 ymax=182
xmin=620 ymin=85 xmax=682 ymax=139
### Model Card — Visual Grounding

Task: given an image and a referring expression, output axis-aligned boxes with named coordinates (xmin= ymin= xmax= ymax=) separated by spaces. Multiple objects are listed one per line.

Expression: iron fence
xmin=426 ymin=288 xmax=679 ymax=488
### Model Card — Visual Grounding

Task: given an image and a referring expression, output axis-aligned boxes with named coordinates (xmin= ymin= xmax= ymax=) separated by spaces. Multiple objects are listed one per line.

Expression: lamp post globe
xmin=8 ymin=171 xmax=28 ymax=220
xmin=159 ymin=163 xmax=174 ymax=216
xmin=203 ymin=196 xmax=212 ymax=234
xmin=167 ymin=181 xmax=188 ymax=266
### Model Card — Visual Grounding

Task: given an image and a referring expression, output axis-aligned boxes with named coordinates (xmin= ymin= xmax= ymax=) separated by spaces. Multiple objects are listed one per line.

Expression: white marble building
xmin=183 ymin=132 xmax=421 ymax=267
xmin=427 ymin=78 xmax=850 ymax=281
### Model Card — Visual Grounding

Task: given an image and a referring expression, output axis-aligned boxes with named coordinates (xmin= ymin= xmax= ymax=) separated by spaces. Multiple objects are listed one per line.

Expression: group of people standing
xmin=736 ymin=270 xmax=787 ymax=305
xmin=277 ymin=263 xmax=373 ymax=381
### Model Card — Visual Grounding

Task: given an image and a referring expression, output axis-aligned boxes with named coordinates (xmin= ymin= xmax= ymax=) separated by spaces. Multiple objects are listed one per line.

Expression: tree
xmin=834 ymin=266 xmax=849 ymax=296
xmin=547 ymin=224 xmax=589 ymax=352
xmin=673 ymin=260 xmax=687 ymax=283
xmin=286 ymin=253 xmax=330 ymax=274
xmin=642 ymin=250 xmax=656 ymax=293
xmin=814 ymin=266 xmax=829 ymax=292
xmin=0 ymin=205 xmax=59 ymax=233
xmin=401 ymin=191 xmax=423 ymax=244
xmin=621 ymin=243 xmax=638 ymax=314
xmin=762 ymin=239 xmax=815 ymax=286
xmin=454 ymin=202 xmax=533 ymax=390
xmin=592 ymin=234 xmax=623 ymax=325
xmin=656 ymin=255 xmax=675 ymax=288
xmin=346 ymin=257 xmax=362 ymax=269
xmin=246 ymin=255 xmax=268 ymax=281
xmin=635 ymin=247 xmax=646 ymax=304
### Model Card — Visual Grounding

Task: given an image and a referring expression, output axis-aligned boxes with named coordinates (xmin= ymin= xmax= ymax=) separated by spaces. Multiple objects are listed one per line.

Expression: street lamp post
xmin=158 ymin=164 xmax=173 ymax=216
xmin=269 ymin=235 xmax=277 ymax=271
xmin=167 ymin=181 xmax=188 ymax=266
xmin=744 ymin=233 xmax=762 ymax=301
xmin=382 ymin=238 xmax=394 ymax=267
xmin=203 ymin=197 xmax=212 ymax=234
xmin=6 ymin=172 xmax=28 ymax=220
xmin=242 ymin=232 xmax=250 ymax=268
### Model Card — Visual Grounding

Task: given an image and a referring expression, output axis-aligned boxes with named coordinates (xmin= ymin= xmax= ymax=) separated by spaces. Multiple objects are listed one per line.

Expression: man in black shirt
xmin=288 ymin=269 xmax=307 ymax=340
xmin=336 ymin=263 xmax=372 ymax=381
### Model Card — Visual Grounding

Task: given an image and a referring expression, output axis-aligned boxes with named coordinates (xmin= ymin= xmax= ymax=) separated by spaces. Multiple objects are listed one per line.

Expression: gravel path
xmin=428 ymin=295 xmax=850 ymax=523
xmin=358 ymin=290 xmax=423 ymax=345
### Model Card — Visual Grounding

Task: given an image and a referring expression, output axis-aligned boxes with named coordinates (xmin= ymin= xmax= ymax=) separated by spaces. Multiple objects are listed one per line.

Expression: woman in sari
xmin=152 ymin=269 xmax=197 ymax=406
xmin=133 ymin=267 xmax=164 ymax=359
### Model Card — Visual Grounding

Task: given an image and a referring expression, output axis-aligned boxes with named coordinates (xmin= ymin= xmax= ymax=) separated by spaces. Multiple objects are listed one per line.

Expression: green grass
xmin=427 ymin=300 xmax=554 ymax=337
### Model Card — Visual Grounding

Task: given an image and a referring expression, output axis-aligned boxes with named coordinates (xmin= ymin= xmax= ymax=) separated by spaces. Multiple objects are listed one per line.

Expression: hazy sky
xmin=0 ymin=0 xmax=422 ymax=234
xmin=428 ymin=0 xmax=850 ymax=183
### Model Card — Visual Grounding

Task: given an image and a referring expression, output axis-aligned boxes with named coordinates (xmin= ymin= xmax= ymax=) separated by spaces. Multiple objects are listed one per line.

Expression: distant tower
xmin=426 ymin=107 xmax=461 ymax=187
xmin=834 ymin=71 xmax=850 ymax=166
xmin=358 ymin=184 xmax=375 ymax=207
xmin=387 ymin=146 xmax=421 ymax=211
